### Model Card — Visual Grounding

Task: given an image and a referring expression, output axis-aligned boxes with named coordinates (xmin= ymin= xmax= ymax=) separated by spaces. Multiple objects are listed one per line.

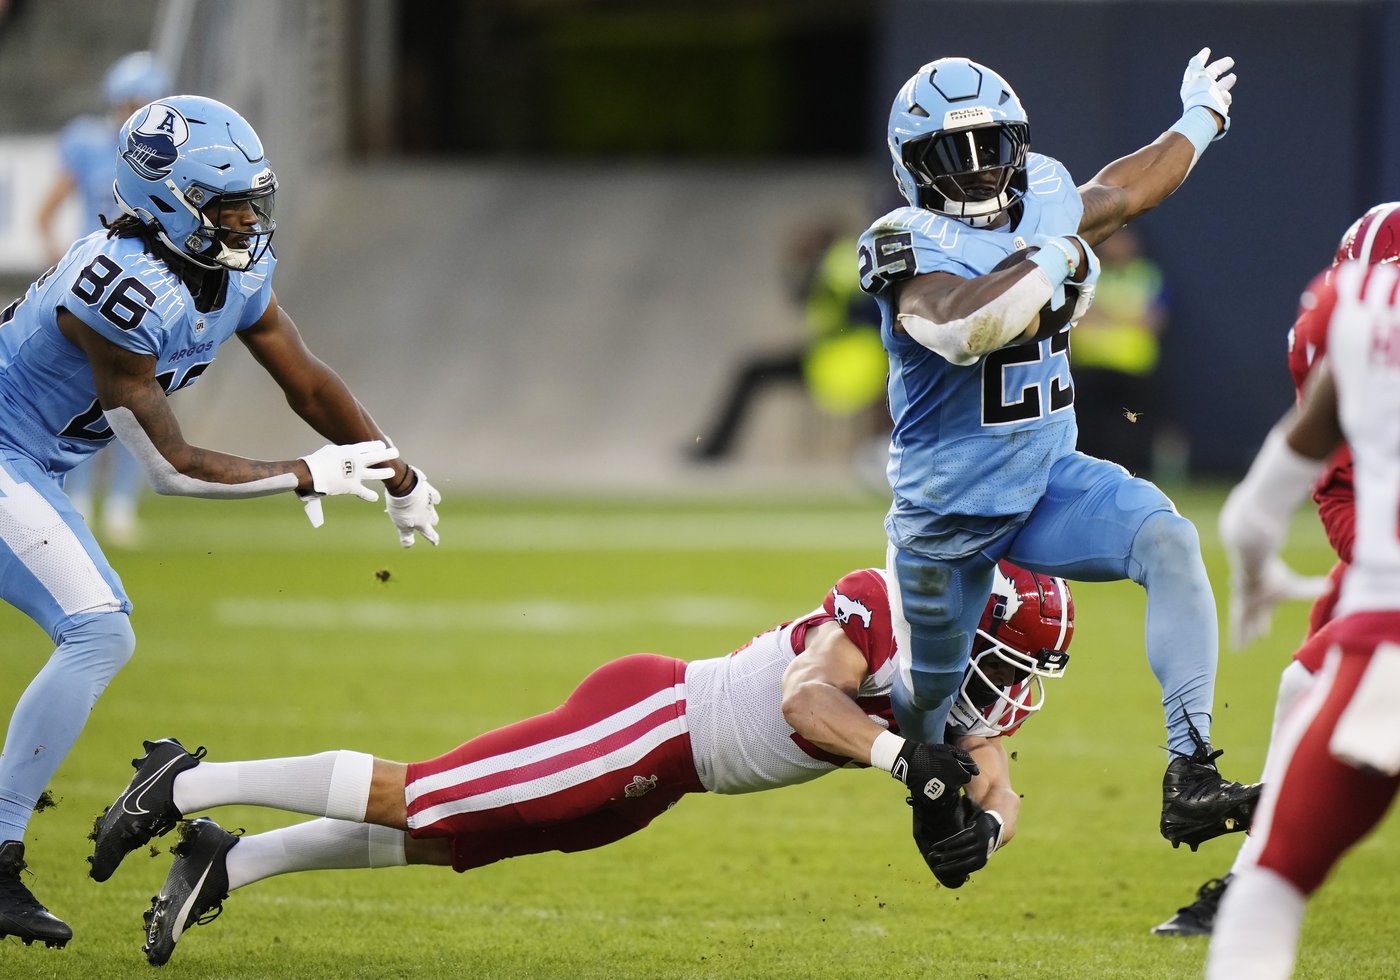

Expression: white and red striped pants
xmin=405 ymin=653 xmax=704 ymax=871
xmin=1253 ymin=611 xmax=1400 ymax=895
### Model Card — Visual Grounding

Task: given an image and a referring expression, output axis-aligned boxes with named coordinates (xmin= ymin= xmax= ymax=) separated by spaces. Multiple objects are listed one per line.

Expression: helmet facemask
xmin=902 ymin=122 xmax=1029 ymax=228
xmin=958 ymin=633 xmax=1069 ymax=734
xmin=170 ymin=180 xmax=277 ymax=271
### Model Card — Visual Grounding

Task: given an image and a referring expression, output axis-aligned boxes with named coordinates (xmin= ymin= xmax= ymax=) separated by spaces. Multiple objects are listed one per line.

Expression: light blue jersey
xmin=0 ymin=232 xmax=275 ymax=475
xmin=858 ymin=153 xmax=1084 ymax=551
xmin=57 ymin=115 xmax=120 ymax=234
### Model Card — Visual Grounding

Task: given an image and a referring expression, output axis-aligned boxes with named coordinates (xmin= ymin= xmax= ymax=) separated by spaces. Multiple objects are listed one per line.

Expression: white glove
xmin=299 ymin=440 xmax=399 ymax=503
xmin=1180 ymin=47 xmax=1236 ymax=136
xmin=385 ymin=466 xmax=441 ymax=547
xmin=1228 ymin=556 xmax=1330 ymax=650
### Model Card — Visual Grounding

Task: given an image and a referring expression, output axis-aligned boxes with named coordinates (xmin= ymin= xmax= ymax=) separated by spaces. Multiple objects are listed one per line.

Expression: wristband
xmin=870 ymin=730 xmax=907 ymax=775
xmin=1027 ymin=236 xmax=1079 ymax=285
xmin=1169 ymin=105 xmax=1220 ymax=163
xmin=982 ymin=809 xmax=1005 ymax=851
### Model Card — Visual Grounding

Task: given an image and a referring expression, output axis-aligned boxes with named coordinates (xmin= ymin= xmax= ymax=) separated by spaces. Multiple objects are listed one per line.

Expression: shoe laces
xmin=1168 ymin=704 xmax=1225 ymax=767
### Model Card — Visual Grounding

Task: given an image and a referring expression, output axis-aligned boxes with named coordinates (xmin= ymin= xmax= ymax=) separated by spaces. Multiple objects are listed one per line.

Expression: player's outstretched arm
xmin=1219 ymin=366 xmax=1340 ymax=647
xmin=1077 ymin=48 xmax=1236 ymax=245
xmin=59 ymin=308 xmax=396 ymax=502
xmin=780 ymin=621 xmax=886 ymax=761
xmin=238 ymin=292 xmax=442 ymax=544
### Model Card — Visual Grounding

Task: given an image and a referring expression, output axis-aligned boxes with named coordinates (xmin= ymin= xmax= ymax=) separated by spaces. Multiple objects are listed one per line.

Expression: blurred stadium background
xmin=4 ymin=0 xmax=1397 ymax=492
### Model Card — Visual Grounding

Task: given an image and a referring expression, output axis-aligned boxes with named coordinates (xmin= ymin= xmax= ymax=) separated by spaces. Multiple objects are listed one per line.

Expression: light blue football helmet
xmin=887 ymin=58 xmax=1030 ymax=228
xmin=103 ymin=51 xmax=172 ymax=109
xmin=113 ymin=96 xmax=277 ymax=271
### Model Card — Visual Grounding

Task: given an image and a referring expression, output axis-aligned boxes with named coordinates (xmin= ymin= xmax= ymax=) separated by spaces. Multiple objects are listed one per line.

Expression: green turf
xmin=1 ymin=487 xmax=1393 ymax=977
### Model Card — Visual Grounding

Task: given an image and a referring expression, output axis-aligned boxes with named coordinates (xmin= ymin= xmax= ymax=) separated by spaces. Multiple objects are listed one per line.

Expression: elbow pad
xmin=897 ymin=268 xmax=1056 ymax=365
xmin=105 ymin=407 xmax=298 ymax=499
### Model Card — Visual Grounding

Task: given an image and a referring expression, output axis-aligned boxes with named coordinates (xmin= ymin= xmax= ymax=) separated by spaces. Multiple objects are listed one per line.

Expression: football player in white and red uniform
xmin=1205 ymin=255 xmax=1400 ymax=979
xmin=88 ymin=562 xmax=1073 ymax=965
xmin=1154 ymin=203 xmax=1400 ymax=938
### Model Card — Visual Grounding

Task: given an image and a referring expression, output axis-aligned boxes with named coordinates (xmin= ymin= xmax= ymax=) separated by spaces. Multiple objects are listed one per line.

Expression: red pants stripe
xmin=405 ymin=653 xmax=704 ymax=872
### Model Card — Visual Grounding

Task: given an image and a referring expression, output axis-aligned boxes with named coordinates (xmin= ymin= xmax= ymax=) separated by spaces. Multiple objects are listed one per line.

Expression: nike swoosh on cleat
xmin=169 ymin=863 xmax=214 ymax=945
xmin=120 ymin=756 xmax=185 ymax=818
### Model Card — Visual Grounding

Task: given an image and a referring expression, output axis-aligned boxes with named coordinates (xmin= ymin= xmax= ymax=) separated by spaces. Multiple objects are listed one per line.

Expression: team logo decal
xmin=624 ymin=775 xmax=657 ymax=798
xmin=123 ymin=103 xmax=190 ymax=181
xmin=988 ymin=566 xmax=1023 ymax=623
xmin=831 ymin=588 xmax=873 ymax=628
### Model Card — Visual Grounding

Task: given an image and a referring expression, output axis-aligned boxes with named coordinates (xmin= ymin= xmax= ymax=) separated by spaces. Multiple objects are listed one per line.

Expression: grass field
xmin=2 ymin=486 xmax=1395 ymax=978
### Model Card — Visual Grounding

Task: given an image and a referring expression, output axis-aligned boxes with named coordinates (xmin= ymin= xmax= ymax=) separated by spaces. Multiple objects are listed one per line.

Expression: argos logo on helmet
xmin=122 ymin=103 xmax=190 ymax=181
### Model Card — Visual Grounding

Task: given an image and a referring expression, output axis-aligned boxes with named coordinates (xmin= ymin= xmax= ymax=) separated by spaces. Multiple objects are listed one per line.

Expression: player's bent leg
xmin=887 ymin=546 xmax=995 ymax=743
xmin=2 ymin=612 xmax=136 ymax=843
xmin=1009 ymin=454 xmax=1254 ymax=849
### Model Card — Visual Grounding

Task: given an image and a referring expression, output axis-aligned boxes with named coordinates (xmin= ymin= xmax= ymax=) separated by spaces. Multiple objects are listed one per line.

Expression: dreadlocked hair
xmin=102 ymin=213 xmax=149 ymax=240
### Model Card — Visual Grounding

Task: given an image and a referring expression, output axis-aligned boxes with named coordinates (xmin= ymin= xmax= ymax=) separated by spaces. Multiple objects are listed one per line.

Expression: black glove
xmin=920 ymin=796 xmax=1004 ymax=889
xmin=890 ymin=741 xmax=979 ymax=807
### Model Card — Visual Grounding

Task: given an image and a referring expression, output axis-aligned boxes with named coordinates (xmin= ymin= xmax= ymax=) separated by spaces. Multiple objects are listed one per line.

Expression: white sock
xmin=225 ymin=818 xmax=407 ymax=891
xmin=173 ymin=750 xmax=375 ymax=821
xmin=1206 ymin=866 xmax=1305 ymax=980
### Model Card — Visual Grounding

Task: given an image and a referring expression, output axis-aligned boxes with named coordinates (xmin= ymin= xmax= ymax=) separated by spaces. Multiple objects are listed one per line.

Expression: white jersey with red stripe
xmin=1329 ymin=262 xmax=1400 ymax=616
xmin=685 ymin=567 xmax=900 ymax=794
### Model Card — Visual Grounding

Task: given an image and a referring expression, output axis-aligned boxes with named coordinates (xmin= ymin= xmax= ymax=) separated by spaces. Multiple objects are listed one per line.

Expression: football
xmin=992 ymin=248 xmax=1079 ymax=340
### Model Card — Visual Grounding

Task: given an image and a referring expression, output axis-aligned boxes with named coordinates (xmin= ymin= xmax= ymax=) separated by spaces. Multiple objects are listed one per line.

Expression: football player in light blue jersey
xmin=36 ymin=52 xmax=173 ymax=548
xmin=0 ymin=95 xmax=442 ymax=949
xmin=858 ymin=50 xmax=1260 ymax=855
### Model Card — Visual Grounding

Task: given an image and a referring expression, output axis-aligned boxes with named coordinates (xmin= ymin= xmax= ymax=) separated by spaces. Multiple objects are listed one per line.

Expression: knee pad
xmin=57 ymin=612 xmax=136 ymax=677
xmin=1130 ymin=509 xmax=1203 ymax=584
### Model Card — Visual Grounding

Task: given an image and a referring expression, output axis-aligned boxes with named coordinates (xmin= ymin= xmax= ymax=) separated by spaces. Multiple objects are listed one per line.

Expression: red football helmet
xmin=1333 ymin=202 xmax=1400 ymax=267
xmin=952 ymin=560 xmax=1074 ymax=734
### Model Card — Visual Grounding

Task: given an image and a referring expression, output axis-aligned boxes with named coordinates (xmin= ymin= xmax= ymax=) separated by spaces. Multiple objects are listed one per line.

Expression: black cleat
xmin=0 ymin=841 xmax=72 ymax=948
xmin=1160 ymin=731 xmax=1261 ymax=851
xmin=1152 ymin=874 xmax=1232 ymax=936
xmin=89 ymin=738 xmax=205 ymax=882
xmin=143 ymin=818 xmax=238 ymax=967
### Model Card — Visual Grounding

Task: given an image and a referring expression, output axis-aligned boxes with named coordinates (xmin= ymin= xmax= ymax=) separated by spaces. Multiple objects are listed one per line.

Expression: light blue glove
xmin=1179 ymin=47 xmax=1236 ymax=140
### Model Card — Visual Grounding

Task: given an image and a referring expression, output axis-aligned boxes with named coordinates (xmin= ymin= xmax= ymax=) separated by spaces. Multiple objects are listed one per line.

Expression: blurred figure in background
xmin=1153 ymin=203 xmax=1400 ymax=939
xmin=1206 ymin=256 xmax=1400 ymax=980
xmin=35 ymin=52 xmax=172 ymax=547
xmin=687 ymin=221 xmax=888 ymax=471
xmin=1068 ymin=225 xmax=1167 ymax=477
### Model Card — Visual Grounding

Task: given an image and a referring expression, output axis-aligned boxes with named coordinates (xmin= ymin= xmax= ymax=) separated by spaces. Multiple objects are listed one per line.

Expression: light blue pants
xmin=891 ymin=452 xmax=1216 ymax=757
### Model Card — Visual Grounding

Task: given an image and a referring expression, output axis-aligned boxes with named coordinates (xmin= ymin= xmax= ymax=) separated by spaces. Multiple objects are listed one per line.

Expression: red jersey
xmin=1288 ymin=269 xmax=1355 ymax=563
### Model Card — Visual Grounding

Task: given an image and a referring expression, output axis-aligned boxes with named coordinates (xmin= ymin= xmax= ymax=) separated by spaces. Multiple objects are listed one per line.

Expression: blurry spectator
xmin=687 ymin=222 xmax=887 ymax=465
xmin=1068 ymin=225 xmax=1168 ymax=476
xmin=34 ymin=51 xmax=172 ymax=547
